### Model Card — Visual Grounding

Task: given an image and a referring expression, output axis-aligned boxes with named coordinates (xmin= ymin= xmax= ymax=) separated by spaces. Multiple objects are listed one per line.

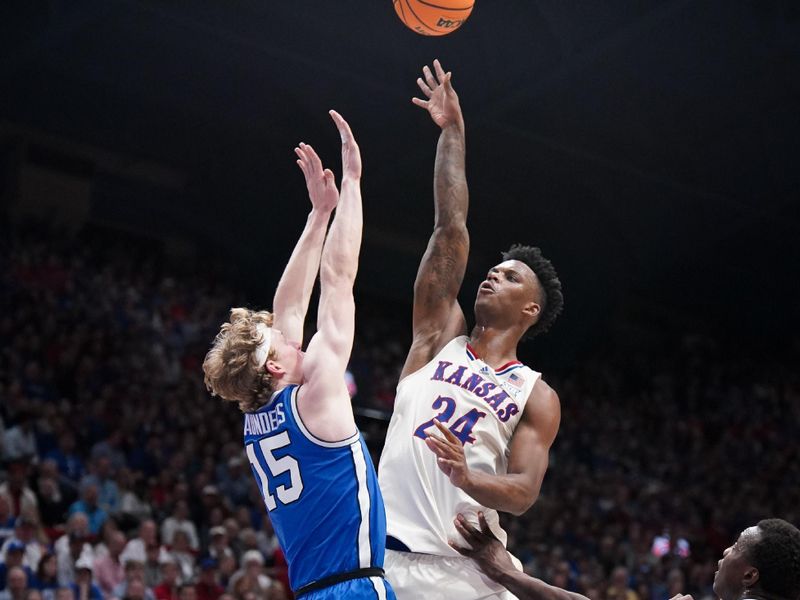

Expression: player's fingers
xmin=433 ymin=59 xmax=447 ymax=82
xmin=411 ymin=97 xmax=429 ymax=109
xmin=434 ymin=419 xmax=462 ymax=445
xmin=426 ymin=433 xmax=459 ymax=456
xmin=417 ymin=77 xmax=433 ymax=98
xmin=477 ymin=512 xmax=498 ymax=540
xmin=425 ymin=436 xmax=456 ymax=460
xmin=329 ymin=110 xmax=354 ymax=144
xmin=449 ymin=541 xmax=474 ymax=557
xmin=295 ymin=153 xmax=310 ymax=179
xmin=455 ymin=515 xmax=482 ymax=543
xmin=443 ymin=72 xmax=454 ymax=92
xmin=423 ymin=64 xmax=438 ymax=89
xmin=302 ymin=143 xmax=324 ymax=174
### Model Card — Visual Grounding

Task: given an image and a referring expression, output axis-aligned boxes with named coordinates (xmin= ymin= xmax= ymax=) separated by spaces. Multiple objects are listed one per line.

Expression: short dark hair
xmin=747 ymin=519 xmax=800 ymax=600
xmin=502 ymin=244 xmax=564 ymax=339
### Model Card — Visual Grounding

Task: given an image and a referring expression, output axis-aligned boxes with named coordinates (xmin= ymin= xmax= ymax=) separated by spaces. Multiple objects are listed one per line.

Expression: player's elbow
xmin=509 ymin=487 xmax=540 ymax=516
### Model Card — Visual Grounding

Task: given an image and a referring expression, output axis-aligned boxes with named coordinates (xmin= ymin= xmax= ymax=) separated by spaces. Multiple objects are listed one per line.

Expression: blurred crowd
xmin=1 ymin=225 xmax=798 ymax=600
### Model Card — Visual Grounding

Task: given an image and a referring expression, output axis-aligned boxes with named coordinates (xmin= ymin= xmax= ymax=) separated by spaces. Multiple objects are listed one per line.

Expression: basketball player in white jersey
xmin=378 ymin=60 xmax=565 ymax=599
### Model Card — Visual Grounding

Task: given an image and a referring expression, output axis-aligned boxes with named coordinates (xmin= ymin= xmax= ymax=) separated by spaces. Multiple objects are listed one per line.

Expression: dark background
xmin=2 ymin=0 xmax=799 ymax=368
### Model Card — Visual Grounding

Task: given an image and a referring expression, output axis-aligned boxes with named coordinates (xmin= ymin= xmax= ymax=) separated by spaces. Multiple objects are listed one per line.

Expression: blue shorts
xmin=301 ymin=575 xmax=395 ymax=600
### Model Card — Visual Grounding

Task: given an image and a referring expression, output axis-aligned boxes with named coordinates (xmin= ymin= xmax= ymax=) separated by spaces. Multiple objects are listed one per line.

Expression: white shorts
xmin=385 ymin=549 xmax=518 ymax=600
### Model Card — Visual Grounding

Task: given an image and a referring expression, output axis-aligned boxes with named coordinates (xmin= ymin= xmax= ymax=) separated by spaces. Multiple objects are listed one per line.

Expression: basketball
xmin=393 ymin=0 xmax=474 ymax=36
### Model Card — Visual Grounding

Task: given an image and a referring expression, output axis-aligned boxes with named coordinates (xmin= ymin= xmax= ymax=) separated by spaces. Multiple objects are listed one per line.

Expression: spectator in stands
xmin=194 ymin=560 xmax=223 ymax=600
xmin=56 ymin=533 xmax=92 ymax=588
xmin=90 ymin=430 xmax=126 ymax=474
xmin=29 ymin=552 xmax=58 ymax=600
xmin=53 ymin=515 xmax=90 ymax=563
xmin=121 ymin=521 xmax=166 ymax=567
xmin=176 ymin=584 xmax=196 ymax=600
xmin=227 ymin=551 xmax=283 ymax=600
xmin=161 ymin=502 xmax=197 ymax=552
xmin=81 ymin=458 xmax=119 ymax=517
xmin=217 ymin=460 xmax=248 ymax=509
xmin=33 ymin=470 xmax=71 ymax=532
xmin=142 ymin=544 xmax=163 ymax=589
xmin=67 ymin=483 xmax=106 ymax=537
xmin=0 ymin=566 xmax=28 ymax=600
xmin=0 ymin=500 xmax=15 ymax=550
xmin=116 ymin=469 xmax=151 ymax=529
xmin=1 ymin=516 xmax=46 ymax=572
xmin=606 ymin=567 xmax=638 ymax=600
xmin=206 ymin=529 xmax=232 ymax=563
xmin=0 ymin=462 xmax=38 ymax=520
xmin=112 ymin=561 xmax=154 ymax=600
xmin=93 ymin=530 xmax=126 ymax=596
xmin=166 ymin=532 xmax=193 ymax=586
xmin=152 ymin=558 xmax=180 ymax=600
xmin=0 ymin=542 xmax=33 ymax=592
xmin=2 ymin=412 xmax=36 ymax=463
xmin=69 ymin=559 xmax=101 ymax=600
xmin=44 ymin=433 xmax=83 ymax=484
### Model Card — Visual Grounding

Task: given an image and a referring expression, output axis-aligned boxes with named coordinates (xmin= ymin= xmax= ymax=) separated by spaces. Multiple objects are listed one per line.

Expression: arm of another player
xmin=426 ymin=379 xmax=561 ymax=515
xmin=451 ymin=513 xmax=588 ymax=600
xmin=271 ymin=143 xmax=338 ymax=345
xmin=400 ymin=59 xmax=470 ymax=381
xmin=298 ymin=110 xmax=362 ymax=440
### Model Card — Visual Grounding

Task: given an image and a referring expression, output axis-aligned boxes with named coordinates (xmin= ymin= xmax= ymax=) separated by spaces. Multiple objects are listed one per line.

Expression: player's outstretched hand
xmin=425 ymin=419 xmax=470 ymax=488
xmin=329 ymin=110 xmax=361 ymax=181
xmin=451 ymin=512 xmax=515 ymax=582
xmin=412 ymin=59 xmax=462 ymax=129
xmin=295 ymin=143 xmax=338 ymax=213
xmin=669 ymin=595 xmax=695 ymax=600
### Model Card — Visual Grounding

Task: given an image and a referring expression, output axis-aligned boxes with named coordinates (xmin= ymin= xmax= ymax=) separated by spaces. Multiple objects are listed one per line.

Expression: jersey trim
xmin=370 ymin=576 xmax=387 ymax=599
xmin=350 ymin=440 xmax=373 ymax=569
xmin=289 ymin=387 xmax=360 ymax=448
xmin=465 ymin=342 xmax=523 ymax=375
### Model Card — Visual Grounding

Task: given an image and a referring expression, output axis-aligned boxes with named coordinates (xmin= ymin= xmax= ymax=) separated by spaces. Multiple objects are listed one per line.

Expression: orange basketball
xmin=393 ymin=0 xmax=474 ymax=36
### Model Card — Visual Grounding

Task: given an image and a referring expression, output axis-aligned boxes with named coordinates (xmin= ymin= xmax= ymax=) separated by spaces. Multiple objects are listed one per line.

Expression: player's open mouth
xmin=479 ymin=282 xmax=495 ymax=293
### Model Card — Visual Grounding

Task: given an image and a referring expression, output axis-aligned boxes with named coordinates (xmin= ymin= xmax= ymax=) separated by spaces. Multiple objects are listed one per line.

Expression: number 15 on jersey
xmin=246 ymin=431 xmax=304 ymax=511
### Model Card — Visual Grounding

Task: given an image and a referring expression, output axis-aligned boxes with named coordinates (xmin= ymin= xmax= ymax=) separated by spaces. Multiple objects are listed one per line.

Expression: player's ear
xmin=743 ymin=565 xmax=760 ymax=591
xmin=522 ymin=301 xmax=540 ymax=320
xmin=265 ymin=360 xmax=284 ymax=378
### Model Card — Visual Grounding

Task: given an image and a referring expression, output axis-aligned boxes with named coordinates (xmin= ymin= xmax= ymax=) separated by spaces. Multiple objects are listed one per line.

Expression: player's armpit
xmin=401 ymin=298 xmax=467 ymax=379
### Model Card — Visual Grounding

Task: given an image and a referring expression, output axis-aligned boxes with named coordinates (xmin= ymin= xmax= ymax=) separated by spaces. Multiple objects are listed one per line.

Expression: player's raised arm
xmin=425 ymin=379 xmax=561 ymax=515
xmin=271 ymin=143 xmax=339 ymax=345
xmin=297 ymin=110 xmax=362 ymax=440
xmin=401 ymin=59 xmax=470 ymax=380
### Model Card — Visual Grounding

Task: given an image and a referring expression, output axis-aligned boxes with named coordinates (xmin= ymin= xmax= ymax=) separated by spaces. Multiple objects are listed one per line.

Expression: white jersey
xmin=378 ymin=336 xmax=540 ymax=556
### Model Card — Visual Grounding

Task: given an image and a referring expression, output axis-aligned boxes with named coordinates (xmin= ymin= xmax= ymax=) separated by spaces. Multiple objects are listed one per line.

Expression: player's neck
xmin=468 ymin=325 xmax=520 ymax=368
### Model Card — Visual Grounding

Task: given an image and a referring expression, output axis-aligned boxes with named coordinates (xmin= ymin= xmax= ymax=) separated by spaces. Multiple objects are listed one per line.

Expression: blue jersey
xmin=243 ymin=385 xmax=390 ymax=597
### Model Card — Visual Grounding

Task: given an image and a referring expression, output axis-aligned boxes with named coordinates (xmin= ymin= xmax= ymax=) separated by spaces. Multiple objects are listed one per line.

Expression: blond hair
xmin=203 ymin=308 xmax=277 ymax=412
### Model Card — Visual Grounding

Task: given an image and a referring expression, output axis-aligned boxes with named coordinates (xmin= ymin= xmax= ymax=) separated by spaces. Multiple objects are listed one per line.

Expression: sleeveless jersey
xmin=378 ymin=336 xmax=540 ymax=556
xmin=243 ymin=385 xmax=387 ymax=593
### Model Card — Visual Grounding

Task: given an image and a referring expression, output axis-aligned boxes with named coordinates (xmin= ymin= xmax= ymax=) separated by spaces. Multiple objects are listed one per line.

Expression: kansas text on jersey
xmin=378 ymin=336 xmax=540 ymax=556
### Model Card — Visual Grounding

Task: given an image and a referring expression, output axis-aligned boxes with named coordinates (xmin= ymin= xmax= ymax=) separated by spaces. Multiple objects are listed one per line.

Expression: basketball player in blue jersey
xmin=203 ymin=111 xmax=394 ymax=600
xmin=378 ymin=60 xmax=565 ymax=599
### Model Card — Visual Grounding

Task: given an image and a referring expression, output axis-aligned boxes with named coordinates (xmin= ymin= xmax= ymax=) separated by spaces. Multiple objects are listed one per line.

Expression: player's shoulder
xmin=522 ymin=376 xmax=561 ymax=423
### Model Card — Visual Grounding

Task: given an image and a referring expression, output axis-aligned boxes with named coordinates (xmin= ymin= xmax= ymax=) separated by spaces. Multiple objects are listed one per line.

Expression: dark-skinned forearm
xmin=496 ymin=570 xmax=588 ymax=600
xmin=433 ymin=121 xmax=468 ymax=228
